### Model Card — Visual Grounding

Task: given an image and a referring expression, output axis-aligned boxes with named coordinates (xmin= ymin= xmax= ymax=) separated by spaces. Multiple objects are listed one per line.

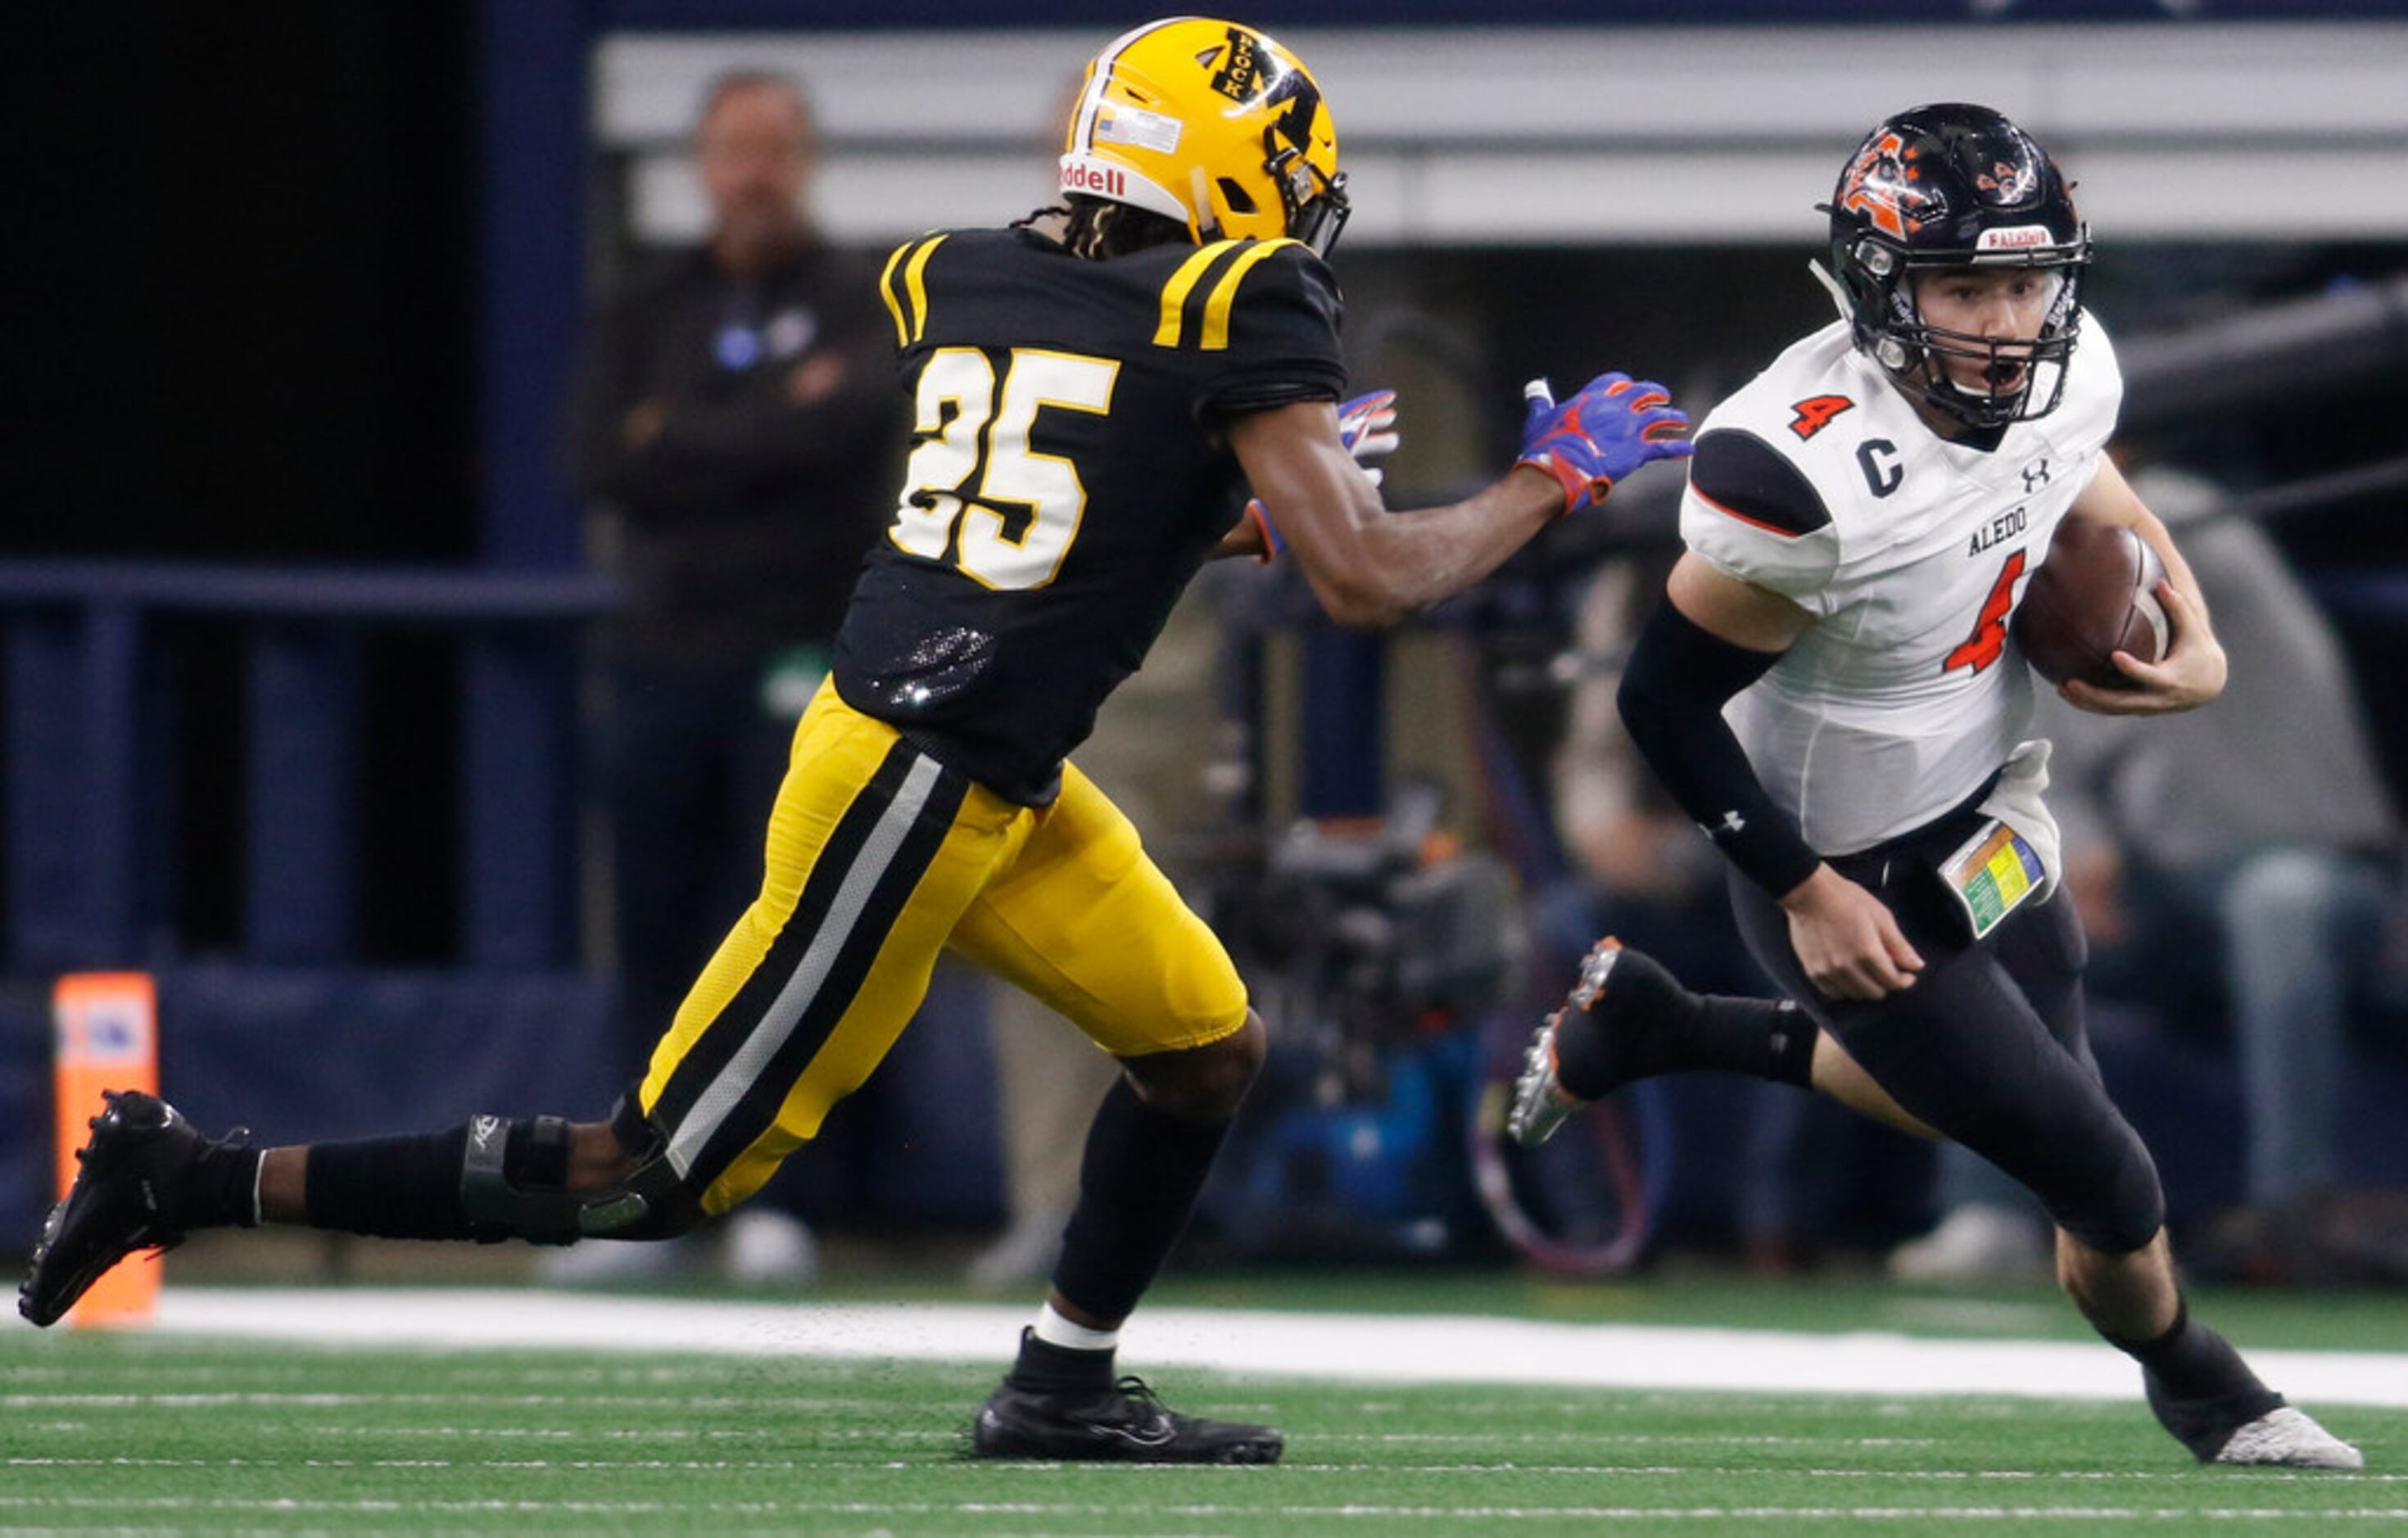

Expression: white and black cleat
xmin=1507 ymin=938 xmax=1625 ymax=1147
xmin=2212 ymin=1407 xmax=2364 ymax=1470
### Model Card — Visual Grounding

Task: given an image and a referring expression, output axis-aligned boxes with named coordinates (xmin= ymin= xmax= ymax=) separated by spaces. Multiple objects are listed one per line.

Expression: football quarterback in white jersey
xmin=1681 ymin=290 xmax=2120 ymax=857
xmin=1511 ymin=104 xmax=2361 ymax=1471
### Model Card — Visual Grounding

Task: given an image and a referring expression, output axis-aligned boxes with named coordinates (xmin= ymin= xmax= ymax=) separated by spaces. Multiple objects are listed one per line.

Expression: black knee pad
xmin=456 ymin=1106 xmax=701 ymax=1245
xmin=2078 ymin=1174 xmax=2167 ymax=1258
xmin=2044 ymin=1127 xmax=2166 ymax=1255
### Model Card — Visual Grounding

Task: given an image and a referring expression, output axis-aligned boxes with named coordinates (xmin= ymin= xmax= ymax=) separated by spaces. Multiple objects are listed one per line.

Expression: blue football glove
xmin=1248 ymin=388 xmax=1402 ymax=561
xmin=1514 ymin=372 xmax=1693 ymax=515
xmin=1335 ymin=387 xmax=1400 ymax=489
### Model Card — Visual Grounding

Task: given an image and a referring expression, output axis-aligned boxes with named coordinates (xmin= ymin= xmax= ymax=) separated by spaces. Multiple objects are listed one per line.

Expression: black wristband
xmin=1618 ymin=597 xmax=1821 ymax=897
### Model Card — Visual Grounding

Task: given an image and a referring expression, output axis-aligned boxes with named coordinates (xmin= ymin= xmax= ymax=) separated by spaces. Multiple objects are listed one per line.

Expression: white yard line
xmin=84 ymin=1288 xmax=2408 ymax=1410
xmin=0 ymin=1494 xmax=2400 ymax=1523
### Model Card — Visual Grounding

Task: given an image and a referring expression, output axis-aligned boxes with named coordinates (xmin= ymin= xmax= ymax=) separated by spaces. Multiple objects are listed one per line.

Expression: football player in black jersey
xmin=23 ymin=17 xmax=1691 ymax=1463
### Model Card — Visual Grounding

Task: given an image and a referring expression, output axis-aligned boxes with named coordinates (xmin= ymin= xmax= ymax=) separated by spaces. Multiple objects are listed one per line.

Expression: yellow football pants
xmin=636 ymin=681 xmax=1250 ymax=1215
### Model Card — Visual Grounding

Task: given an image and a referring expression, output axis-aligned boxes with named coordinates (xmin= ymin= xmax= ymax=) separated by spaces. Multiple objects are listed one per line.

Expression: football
xmin=2010 ymin=516 xmax=2170 ymax=690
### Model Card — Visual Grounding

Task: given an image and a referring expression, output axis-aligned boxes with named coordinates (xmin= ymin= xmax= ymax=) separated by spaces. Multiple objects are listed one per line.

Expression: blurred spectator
xmin=1547 ymin=558 xmax=1730 ymax=970
xmin=963 ymin=75 xmax=1232 ymax=1293
xmin=1892 ymin=464 xmax=2402 ymax=1284
xmin=966 ymin=590 xmax=1225 ymax=1291
xmin=1546 ymin=554 xmax=1865 ymax=1269
xmin=974 ymin=984 xmax=1124 ymax=1290
xmin=559 ymin=69 xmax=902 ymax=1281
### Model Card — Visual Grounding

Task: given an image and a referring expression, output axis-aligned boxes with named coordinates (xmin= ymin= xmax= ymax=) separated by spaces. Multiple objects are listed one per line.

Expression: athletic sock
xmin=1032 ymin=1301 xmax=1119 ymax=1353
xmin=171 ymin=1142 xmax=264 ymax=1232
xmin=303 ymin=1128 xmax=482 ymax=1241
xmin=1050 ymin=1077 xmax=1229 ymax=1325
xmin=2103 ymin=1301 xmax=2284 ymax=1459
xmin=1552 ymin=948 xmax=1817 ymax=1097
xmin=1007 ymin=1326 xmax=1116 ymax=1394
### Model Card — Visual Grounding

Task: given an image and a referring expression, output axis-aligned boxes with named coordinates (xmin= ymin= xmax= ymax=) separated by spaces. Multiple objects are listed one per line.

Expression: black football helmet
xmin=1821 ymin=103 xmax=2091 ymax=428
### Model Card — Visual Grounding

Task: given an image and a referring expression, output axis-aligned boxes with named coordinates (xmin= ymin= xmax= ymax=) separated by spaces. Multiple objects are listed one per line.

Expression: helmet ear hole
xmin=1216 ymin=177 xmax=1259 ymax=216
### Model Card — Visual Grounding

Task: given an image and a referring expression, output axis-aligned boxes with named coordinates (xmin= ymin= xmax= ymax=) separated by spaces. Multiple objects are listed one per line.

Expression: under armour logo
xmin=2022 ymin=459 xmax=2052 ymax=493
xmin=470 ymin=1115 xmax=501 ymax=1149
xmin=1709 ymin=810 xmax=1747 ymax=836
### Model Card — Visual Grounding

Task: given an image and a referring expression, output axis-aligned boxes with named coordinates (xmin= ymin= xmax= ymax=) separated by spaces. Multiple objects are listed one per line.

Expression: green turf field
xmin=7 ymin=1274 xmax=2403 ymax=1534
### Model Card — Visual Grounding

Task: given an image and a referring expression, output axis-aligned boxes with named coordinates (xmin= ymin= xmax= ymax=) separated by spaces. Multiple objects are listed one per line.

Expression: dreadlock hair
xmin=1016 ymin=195 xmax=1194 ymax=260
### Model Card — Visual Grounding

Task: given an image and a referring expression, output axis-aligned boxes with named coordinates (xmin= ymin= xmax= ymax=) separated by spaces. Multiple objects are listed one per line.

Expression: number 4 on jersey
xmin=1944 ymin=550 xmax=2026 ymax=675
xmin=1788 ymin=394 xmax=1854 ymax=441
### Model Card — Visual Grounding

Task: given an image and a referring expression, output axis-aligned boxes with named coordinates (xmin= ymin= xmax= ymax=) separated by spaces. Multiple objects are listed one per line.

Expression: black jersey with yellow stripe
xmin=831 ymin=225 xmax=1347 ymax=805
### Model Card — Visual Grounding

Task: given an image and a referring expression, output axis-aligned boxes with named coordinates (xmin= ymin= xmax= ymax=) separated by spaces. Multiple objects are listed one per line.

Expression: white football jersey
xmin=1678 ymin=316 xmax=2122 ymax=855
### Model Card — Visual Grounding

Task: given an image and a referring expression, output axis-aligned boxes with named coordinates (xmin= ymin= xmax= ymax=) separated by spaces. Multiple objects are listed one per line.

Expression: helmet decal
xmin=1837 ymin=130 xmax=1925 ymax=241
xmin=1978 ymin=160 xmax=2037 ymax=201
xmin=1977 ymin=224 xmax=2055 ymax=252
xmin=1265 ymin=68 xmax=1320 ymax=152
xmin=1095 ymin=104 xmax=1182 ymax=155
xmin=1206 ymin=25 xmax=1265 ymax=101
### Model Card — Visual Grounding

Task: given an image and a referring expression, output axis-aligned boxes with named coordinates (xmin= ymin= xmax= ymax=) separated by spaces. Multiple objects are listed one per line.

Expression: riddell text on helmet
xmin=1061 ymin=162 xmax=1129 ymax=198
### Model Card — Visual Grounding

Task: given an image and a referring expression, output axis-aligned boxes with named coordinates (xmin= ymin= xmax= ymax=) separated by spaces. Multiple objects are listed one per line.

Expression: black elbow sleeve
xmin=1617 ymin=599 xmax=1821 ymax=898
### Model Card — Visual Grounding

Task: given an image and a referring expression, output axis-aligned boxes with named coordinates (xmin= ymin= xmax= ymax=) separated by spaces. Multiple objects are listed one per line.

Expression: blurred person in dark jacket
xmin=562 ymin=69 xmax=903 ymax=1281
xmin=1546 ymin=554 xmax=1888 ymax=1273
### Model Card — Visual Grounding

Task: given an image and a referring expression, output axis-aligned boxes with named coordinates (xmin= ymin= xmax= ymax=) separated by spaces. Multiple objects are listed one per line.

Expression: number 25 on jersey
xmin=892 ymin=346 xmax=1120 ymax=590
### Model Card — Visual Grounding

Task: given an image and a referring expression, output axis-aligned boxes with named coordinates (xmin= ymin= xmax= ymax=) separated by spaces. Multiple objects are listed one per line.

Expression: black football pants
xmin=1729 ymin=802 xmax=2166 ymax=1255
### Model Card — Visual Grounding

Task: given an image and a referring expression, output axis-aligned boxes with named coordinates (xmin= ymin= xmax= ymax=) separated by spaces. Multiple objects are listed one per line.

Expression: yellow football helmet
xmin=1060 ymin=17 xmax=1350 ymax=255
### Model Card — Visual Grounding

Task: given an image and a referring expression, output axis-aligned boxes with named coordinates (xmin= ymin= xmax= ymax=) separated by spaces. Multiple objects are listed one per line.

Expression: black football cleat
xmin=20 ymin=1090 xmax=226 ymax=1327
xmin=971 ymin=1376 xmax=1284 ymax=1463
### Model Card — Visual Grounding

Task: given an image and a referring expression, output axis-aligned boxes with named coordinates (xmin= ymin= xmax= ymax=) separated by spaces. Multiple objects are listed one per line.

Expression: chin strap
xmin=1188 ymin=167 xmax=1221 ymax=242
xmin=1808 ymin=258 xmax=1854 ymax=327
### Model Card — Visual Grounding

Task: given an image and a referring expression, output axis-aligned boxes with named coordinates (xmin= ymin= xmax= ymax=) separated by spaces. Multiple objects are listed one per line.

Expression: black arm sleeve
xmin=1617 ymin=599 xmax=1822 ymax=898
